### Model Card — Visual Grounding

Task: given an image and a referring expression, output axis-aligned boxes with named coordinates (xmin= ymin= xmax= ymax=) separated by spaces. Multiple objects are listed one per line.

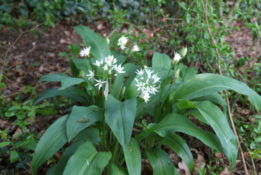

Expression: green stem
xmin=155 ymin=67 xmax=172 ymax=122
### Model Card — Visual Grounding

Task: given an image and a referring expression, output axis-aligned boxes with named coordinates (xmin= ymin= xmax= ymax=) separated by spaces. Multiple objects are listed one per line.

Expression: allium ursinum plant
xmin=32 ymin=26 xmax=261 ymax=175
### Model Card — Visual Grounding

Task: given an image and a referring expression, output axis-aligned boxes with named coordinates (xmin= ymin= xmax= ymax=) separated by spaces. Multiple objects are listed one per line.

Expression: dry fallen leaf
xmin=178 ymin=161 xmax=190 ymax=175
xmin=219 ymin=167 xmax=230 ymax=175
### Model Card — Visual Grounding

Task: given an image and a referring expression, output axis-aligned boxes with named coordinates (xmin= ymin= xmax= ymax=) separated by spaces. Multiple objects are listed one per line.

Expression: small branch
xmin=0 ymin=22 xmax=44 ymax=74
xmin=203 ymin=0 xmax=249 ymax=174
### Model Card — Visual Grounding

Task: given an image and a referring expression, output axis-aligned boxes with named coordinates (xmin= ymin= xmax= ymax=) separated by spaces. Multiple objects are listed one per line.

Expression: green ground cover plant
xmin=31 ymin=26 xmax=261 ymax=174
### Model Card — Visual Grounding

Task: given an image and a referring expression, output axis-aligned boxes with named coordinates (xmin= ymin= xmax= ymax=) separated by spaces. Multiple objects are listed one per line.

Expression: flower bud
xmin=79 ymin=70 xmax=85 ymax=78
xmin=172 ymin=52 xmax=181 ymax=64
xmin=106 ymin=37 xmax=110 ymax=44
xmin=120 ymin=86 xmax=126 ymax=98
xmin=180 ymin=47 xmax=187 ymax=57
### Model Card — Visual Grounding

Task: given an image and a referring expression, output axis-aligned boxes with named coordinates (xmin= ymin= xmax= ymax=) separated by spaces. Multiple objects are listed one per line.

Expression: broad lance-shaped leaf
xmin=195 ymin=101 xmax=237 ymax=168
xmin=160 ymin=132 xmax=194 ymax=172
xmin=169 ymin=73 xmax=261 ymax=111
xmin=111 ymin=163 xmax=128 ymax=175
xmin=63 ymin=141 xmax=111 ymax=175
xmin=177 ymin=100 xmax=237 ymax=168
xmin=152 ymin=52 xmax=172 ymax=69
xmin=147 ymin=113 xmax=224 ymax=153
xmin=75 ymin=26 xmax=110 ymax=60
xmin=146 ymin=147 xmax=178 ymax=175
xmin=66 ymin=105 xmax=103 ymax=141
xmin=70 ymin=58 xmax=92 ymax=76
xmin=105 ymin=95 xmax=137 ymax=149
xmin=32 ymin=115 xmax=68 ymax=173
xmin=50 ymin=128 xmax=100 ymax=175
xmin=38 ymin=73 xmax=69 ymax=82
xmin=59 ymin=77 xmax=85 ymax=90
xmin=34 ymin=87 xmax=90 ymax=105
xmin=123 ymin=138 xmax=141 ymax=175
xmin=111 ymin=63 xmax=140 ymax=99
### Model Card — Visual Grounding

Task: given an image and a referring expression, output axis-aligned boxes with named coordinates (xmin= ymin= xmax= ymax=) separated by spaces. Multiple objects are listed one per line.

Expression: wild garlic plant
xmin=32 ymin=26 xmax=261 ymax=175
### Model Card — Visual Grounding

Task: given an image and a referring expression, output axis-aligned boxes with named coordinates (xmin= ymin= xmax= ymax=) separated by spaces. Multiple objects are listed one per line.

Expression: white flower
xmin=145 ymin=68 xmax=154 ymax=79
xmin=94 ymin=79 xmax=106 ymax=91
xmin=149 ymin=86 xmax=158 ymax=94
xmin=140 ymin=92 xmax=150 ymax=103
xmin=105 ymin=55 xmax=117 ymax=66
xmin=79 ymin=46 xmax=91 ymax=57
xmin=86 ymin=70 xmax=94 ymax=80
xmin=180 ymin=47 xmax=187 ymax=57
xmin=103 ymin=64 xmax=108 ymax=70
xmin=132 ymin=45 xmax=140 ymax=52
xmin=136 ymin=68 xmax=144 ymax=76
xmin=135 ymin=79 xmax=145 ymax=91
xmin=93 ymin=60 xmax=103 ymax=67
xmin=104 ymin=79 xmax=109 ymax=100
xmin=114 ymin=64 xmax=125 ymax=74
xmin=118 ymin=36 xmax=128 ymax=50
xmin=173 ymin=52 xmax=181 ymax=63
xmin=152 ymin=74 xmax=160 ymax=84
xmin=135 ymin=68 xmax=160 ymax=103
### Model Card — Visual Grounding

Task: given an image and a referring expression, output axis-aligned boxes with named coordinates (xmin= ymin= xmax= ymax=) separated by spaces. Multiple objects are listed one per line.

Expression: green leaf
xmin=52 ymin=128 xmax=100 ymax=175
xmin=70 ymin=58 xmax=92 ymax=75
xmin=123 ymin=138 xmax=141 ymax=175
xmin=169 ymin=73 xmax=261 ymax=111
xmin=66 ymin=105 xmax=103 ymax=141
xmin=111 ymin=163 xmax=128 ymax=175
xmin=105 ymin=95 xmax=137 ymax=149
xmin=69 ymin=43 xmax=81 ymax=55
xmin=147 ymin=113 xmax=224 ymax=153
xmin=38 ymin=73 xmax=69 ymax=82
xmin=0 ymin=141 xmax=10 ymax=148
xmin=160 ymin=133 xmax=194 ymax=172
xmin=63 ymin=141 xmax=111 ymax=175
xmin=10 ymin=150 xmax=19 ymax=164
xmin=34 ymin=87 xmax=89 ymax=105
xmin=14 ymin=137 xmax=37 ymax=150
xmin=192 ymin=93 xmax=226 ymax=108
xmin=32 ymin=115 xmax=68 ymax=173
xmin=146 ymin=147 xmax=178 ymax=175
xmin=59 ymin=77 xmax=85 ymax=90
xmin=195 ymin=101 xmax=237 ymax=168
xmin=111 ymin=63 xmax=140 ymax=99
xmin=152 ymin=52 xmax=171 ymax=69
xmin=0 ymin=82 xmax=6 ymax=88
xmin=75 ymin=26 xmax=110 ymax=60
xmin=179 ymin=64 xmax=197 ymax=82
xmin=5 ymin=111 xmax=16 ymax=117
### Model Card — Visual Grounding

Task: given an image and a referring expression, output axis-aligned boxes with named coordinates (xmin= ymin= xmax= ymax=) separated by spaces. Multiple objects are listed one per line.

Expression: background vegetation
xmin=0 ymin=0 xmax=260 ymax=174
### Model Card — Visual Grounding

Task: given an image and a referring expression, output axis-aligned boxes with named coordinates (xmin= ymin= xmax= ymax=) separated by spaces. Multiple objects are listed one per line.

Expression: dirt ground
xmin=0 ymin=21 xmax=260 ymax=174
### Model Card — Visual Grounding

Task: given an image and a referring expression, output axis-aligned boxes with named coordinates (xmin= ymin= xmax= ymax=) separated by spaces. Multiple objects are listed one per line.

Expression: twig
xmin=203 ymin=0 xmax=249 ymax=174
xmin=240 ymin=138 xmax=257 ymax=175
xmin=0 ymin=22 xmax=44 ymax=74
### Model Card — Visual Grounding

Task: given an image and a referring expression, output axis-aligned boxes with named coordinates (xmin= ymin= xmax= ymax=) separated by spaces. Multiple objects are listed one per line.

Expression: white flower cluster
xmin=135 ymin=68 xmax=160 ymax=103
xmin=85 ymin=55 xmax=125 ymax=99
xmin=117 ymin=35 xmax=140 ymax=52
xmin=93 ymin=55 xmax=125 ymax=76
xmin=117 ymin=36 xmax=128 ymax=50
xmin=79 ymin=46 xmax=91 ymax=57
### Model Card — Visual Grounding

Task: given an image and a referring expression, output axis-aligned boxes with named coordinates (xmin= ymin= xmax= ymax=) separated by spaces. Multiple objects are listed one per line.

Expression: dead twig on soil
xmin=203 ymin=0 xmax=249 ymax=174
xmin=0 ymin=22 xmax=44 ymax=74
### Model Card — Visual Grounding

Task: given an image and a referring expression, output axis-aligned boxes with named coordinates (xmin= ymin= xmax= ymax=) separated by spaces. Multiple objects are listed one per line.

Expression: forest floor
xmin=0 ymin=21 xmax=260 ymax=175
